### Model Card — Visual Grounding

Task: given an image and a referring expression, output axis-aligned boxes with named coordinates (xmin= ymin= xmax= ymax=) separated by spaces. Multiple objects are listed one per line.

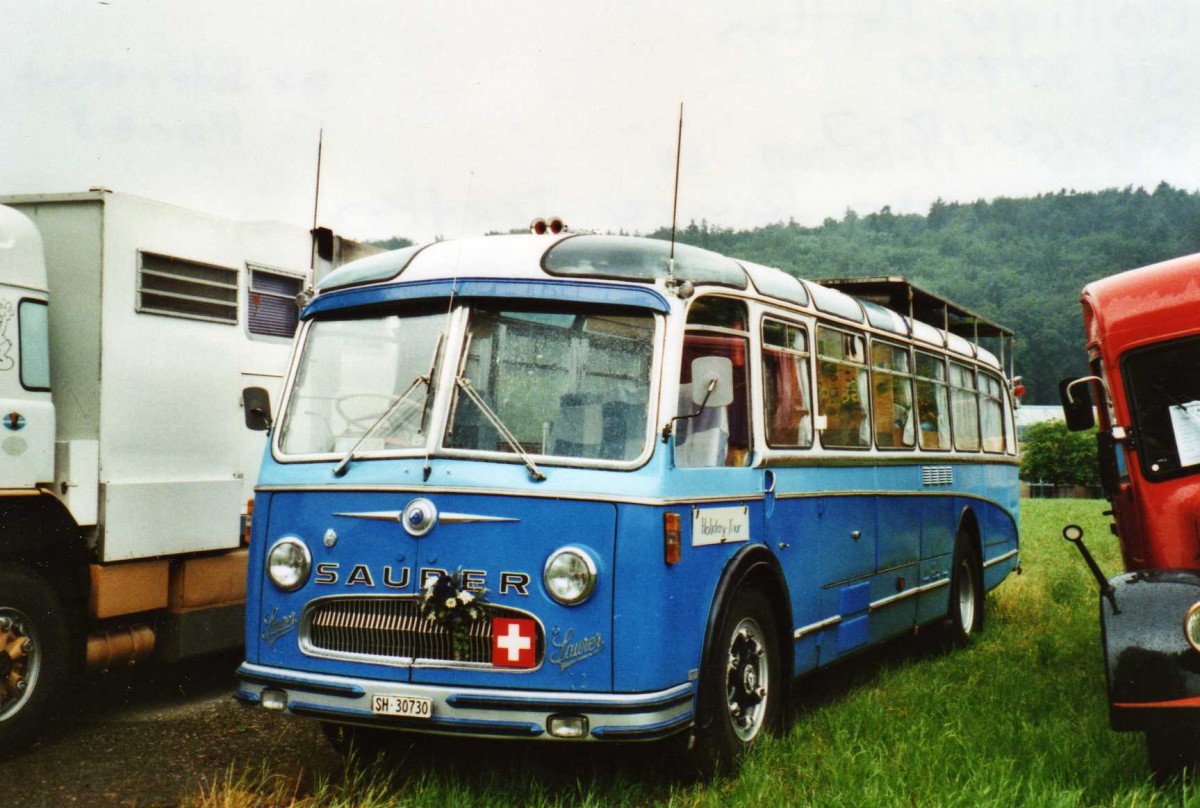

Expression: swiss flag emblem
xmin=491 ymin=617 xmax=537 ymax=668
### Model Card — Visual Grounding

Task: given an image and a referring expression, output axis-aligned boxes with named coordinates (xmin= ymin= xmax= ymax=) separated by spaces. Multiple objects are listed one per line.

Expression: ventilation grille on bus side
xmin=302 ymin=596 xmax=542 ymax=666
xmin=922 ymin=466 xmax=954 ymax=486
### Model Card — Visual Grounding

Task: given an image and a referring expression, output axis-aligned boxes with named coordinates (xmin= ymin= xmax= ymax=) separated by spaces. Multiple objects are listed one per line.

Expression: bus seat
xmin=554 ymin=393 xmax=603 ymax=457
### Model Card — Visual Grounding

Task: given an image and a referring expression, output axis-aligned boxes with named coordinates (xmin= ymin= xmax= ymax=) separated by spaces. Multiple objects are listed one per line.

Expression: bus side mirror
xmin=1059 ymin=377 xmax=1096 ymax=431
xmin=691 ymin=356 xmax=734 ymax=408
xmin=243 ymin=386 xmax=273 ymax=431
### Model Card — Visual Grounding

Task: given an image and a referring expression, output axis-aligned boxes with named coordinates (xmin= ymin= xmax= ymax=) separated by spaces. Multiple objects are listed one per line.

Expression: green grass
xmin=188 ymin=500 xmax=1200 ymax=807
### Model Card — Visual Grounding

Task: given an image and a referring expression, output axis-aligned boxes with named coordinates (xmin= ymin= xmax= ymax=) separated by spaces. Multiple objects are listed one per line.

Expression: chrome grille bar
xmin=303 ymin=596 xmax=541 ymax=666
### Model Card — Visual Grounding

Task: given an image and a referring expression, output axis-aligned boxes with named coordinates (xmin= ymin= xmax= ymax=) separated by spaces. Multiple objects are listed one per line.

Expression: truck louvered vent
xmin=922 ymin=465 xmax=954 ymax=486
xmin=247 ymin=266 xmax=303 ymax=338
xmin=137 ymin=251 xmax=238 ymax=324
xmin=303 ymin=597 xmax=542 ymax=666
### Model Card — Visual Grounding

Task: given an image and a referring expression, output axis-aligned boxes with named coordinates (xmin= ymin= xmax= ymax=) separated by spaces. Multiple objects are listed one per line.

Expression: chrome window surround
xmin=270 ymin=302 xmax=666 ymax=472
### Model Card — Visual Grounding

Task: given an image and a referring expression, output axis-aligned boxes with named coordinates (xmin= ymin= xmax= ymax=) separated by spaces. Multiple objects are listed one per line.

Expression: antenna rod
xmin=310 ymin=128 xmax=323 ymax=271
xmin=669 ymin=103 xmax=683 ymax=262
xmin=312 ymin=128 xmax=324 ymax=231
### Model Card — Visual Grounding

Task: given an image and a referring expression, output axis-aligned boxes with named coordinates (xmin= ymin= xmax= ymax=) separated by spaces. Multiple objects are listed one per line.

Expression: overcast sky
xmin=5 ymin=1 xmax=1199 ymax=243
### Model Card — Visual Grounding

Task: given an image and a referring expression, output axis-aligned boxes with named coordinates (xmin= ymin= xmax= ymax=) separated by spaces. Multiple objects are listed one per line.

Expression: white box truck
xmin=0 ymin=190 xmax=342 ymax=756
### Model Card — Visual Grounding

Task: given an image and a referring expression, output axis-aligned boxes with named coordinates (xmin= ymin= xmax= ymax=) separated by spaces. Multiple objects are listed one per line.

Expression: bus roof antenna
xmin=310 ymin=127 xmax=324 ymax=273
xmin=667 ymin=103 xmax=683 ymax=292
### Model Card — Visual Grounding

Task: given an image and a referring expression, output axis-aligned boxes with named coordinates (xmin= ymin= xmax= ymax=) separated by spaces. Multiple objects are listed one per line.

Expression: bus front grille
xmin=301 ymin=596 xmax=542 ymax=666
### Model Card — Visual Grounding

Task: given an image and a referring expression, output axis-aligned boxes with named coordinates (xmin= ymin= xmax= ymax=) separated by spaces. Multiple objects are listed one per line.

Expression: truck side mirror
xmin=1059 ymin=377 xmax=1096 ymax=431
xmin=243 ymin=387 xmax=273 ymax=431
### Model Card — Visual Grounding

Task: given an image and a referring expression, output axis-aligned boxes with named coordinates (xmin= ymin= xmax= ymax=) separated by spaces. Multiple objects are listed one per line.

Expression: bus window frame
xmin=868 ymin=336 xmax=916 ymax=452
xmin=815 ymin=323 xmax=872 ymax=451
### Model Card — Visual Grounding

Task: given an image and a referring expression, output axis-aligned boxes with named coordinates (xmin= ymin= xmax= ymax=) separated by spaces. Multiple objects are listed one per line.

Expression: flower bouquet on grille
xmin=419 ymin=570 xmax=488 ymax=660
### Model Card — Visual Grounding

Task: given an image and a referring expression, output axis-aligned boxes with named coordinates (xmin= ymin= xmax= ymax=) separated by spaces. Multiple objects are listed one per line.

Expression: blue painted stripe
xmin=237 ymin=664 xmax=366 ymax=699
xmin=446 ymin=686 xmax=694 ymax=714
xmin=304 ymin=277 xmax=670 ymax=317
xmin=288 ymin=701 xmax=544 ymax=737
xmin=589 ymin=712 xmax=694 ymax=740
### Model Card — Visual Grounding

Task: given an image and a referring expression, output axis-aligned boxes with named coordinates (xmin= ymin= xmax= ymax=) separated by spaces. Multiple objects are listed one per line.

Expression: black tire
xmin=0 ymin=566 xmax=72 ymax=759
xmin=690 ymin=587 xmax=782 ymax=775
xmin=1146 ymin=729 xmax=1200 ymax=783
xmin=945 ymin=532 xmax=984 ymax=647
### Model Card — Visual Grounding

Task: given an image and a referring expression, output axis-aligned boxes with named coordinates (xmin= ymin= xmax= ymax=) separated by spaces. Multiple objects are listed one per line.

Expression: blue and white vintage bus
xmin=236 ymin=230 xmax=1020 ymax=770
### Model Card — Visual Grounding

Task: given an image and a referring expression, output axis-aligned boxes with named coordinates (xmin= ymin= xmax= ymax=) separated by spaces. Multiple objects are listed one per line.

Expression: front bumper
xmin=236 ymin=662 xmax=695 ymax=741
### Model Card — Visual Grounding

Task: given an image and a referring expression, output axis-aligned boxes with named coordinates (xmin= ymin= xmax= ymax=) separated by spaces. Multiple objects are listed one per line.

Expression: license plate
xmin=370 ymin=694 xmax=433 ymax=719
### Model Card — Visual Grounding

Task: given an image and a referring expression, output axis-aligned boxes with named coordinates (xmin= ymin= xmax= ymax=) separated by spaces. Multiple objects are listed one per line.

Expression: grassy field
xmin=190 ymin=500 xmax=1200 ymax=807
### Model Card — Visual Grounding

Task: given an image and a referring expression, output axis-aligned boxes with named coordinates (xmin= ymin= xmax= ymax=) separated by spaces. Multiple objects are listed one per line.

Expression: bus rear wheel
xmin=945 ymin=533 xmax=983 ymax=647
xmin=690 ymin=587 xmax=781 ymax=774
xmin=0 ymin=567 xmax=71 ymax=759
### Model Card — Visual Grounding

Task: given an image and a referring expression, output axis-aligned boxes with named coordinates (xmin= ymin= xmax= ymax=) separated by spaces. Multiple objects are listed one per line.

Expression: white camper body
xmin=0 ymin=191 xmax=320 ymax=756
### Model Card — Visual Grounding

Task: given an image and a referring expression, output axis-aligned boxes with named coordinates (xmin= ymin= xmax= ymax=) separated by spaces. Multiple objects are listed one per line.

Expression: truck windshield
xmin=446 ymin=306 xmax=655 ymax=463
xmin=1124 ymin=334 xmax=1200 ymax=480
xmin=278 ymin=310 xmax=445 ymax=456
xmin=277 ymin=304 xmax=656 ymax=464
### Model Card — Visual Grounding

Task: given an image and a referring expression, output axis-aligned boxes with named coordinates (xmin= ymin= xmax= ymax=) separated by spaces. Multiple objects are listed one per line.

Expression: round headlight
xmin=1185 ymin=602 xmax=1200 ymax=654
xmin=543 ymin=547 xmax=597 ymax=605
xmin=267 ymin=537 xmax=312 ymax=592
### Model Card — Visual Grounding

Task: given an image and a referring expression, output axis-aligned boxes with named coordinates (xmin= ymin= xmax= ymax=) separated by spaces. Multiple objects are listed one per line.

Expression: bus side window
xmin=914 ymin=351 xmax=951 ymax=450
xmin=950 ymin=361 xmax=981 ymax=451
xmin=816 ymin=325 xmax=870 ymax=449
xmin=871 ymin=340 xmax=915 ymax=449
xmin=762 ymin=319 xmax=812 ymax=449
xmin=677 ymin=297 xmax=751 ymax=468
xmin=979 ymin=371 xmax=1006 ymax=453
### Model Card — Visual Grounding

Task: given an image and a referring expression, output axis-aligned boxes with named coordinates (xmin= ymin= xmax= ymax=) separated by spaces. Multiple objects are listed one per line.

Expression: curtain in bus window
xmin=979 ymin=372 xmax=1005 ymax=453
xmin=915 ymin=352 xmax=951 ymax=450
xmin=763 ymin=348 xmax=813 ymax=447
xmin=950 ymin=362 xmax=980 ymax=451
xmin=817 ymin=327 xmax=870 ymax=449
xmin=677 ymin=333 xmax=751 ymax=466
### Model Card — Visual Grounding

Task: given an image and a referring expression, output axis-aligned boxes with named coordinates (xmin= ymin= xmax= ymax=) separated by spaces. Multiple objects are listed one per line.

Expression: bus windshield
xmin=446 ymin=306 xmax=655 ymax=462
xmin=1124 ymin=334 xmax=1200 ymax=480
xmin=277 ymin=304 xmax=656 ymax=464
xmin=278 ymin=310 xmax=446 ymax=456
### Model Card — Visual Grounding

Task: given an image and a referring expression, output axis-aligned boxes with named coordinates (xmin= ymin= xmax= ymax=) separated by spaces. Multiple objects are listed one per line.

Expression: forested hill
xmin=370 ymin=183 xmax=1200 ymax=404
xmin=645 ymin=183 xmax=1200 ymax=404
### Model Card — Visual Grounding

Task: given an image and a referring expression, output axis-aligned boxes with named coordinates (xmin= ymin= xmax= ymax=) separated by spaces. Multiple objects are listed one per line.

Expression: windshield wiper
xmin=454 ymin=376 xmax=546 ymax=481
xmin=332 ymin=375 xmax=429 ymax=477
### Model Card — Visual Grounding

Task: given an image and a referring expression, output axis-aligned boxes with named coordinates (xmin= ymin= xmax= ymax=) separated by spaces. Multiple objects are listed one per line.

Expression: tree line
xmin=371 ymin=183 xmax=1200 ymax=404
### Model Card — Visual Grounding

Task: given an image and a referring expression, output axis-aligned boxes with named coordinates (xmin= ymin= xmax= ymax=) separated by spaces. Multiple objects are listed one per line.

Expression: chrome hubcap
xmin=0 ymin=609 xmax=38 ymax=721
xmin=726 ymin=619 xmax=769 ymax=741
xmin=957 ymin=558 xmax=976 ymax=633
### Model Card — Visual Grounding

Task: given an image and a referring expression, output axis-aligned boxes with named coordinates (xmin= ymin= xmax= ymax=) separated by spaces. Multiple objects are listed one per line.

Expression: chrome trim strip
xmin=919 ymin=578 xmax=950 ymax=593
xmin=332 ymin=510 xmax=519 ymax=525
xmin=238 ymin=662 xmax=695 ymax=742
xmin=793 ymin=614 xmax=842 ymax=639
xmin=984 ymin=548 xmax=1019 ymax=568
xmin=440 ymin=512 xmax=520 ymax=525
xmin=869 ymin=589 xmax=919 ymax=611
xmin=260 ymin=483 xmax=765 ymax=508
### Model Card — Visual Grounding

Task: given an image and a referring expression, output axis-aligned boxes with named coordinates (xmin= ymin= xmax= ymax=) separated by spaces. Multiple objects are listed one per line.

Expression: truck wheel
xmin=945 ymin=532 xmax=983 ymax=647
xmin=0 ymin=567 xmax=71 ymax=758
xmin=1146 ymin=729 xmax=1200 ymax=782
xmin=691 ymin=587 xmax=781 ymax=774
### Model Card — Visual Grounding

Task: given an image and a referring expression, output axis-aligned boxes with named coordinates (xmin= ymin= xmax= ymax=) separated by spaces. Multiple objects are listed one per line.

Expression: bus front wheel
xmin=691 ymin=587 xmax=781 ymax=774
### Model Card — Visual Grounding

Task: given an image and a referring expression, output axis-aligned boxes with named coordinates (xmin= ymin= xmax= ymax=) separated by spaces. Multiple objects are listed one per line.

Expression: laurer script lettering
xmin=261 ymin=607 xmax=298 ymax=645
xmin=548 ymin=627 xmax=605 ymax=672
